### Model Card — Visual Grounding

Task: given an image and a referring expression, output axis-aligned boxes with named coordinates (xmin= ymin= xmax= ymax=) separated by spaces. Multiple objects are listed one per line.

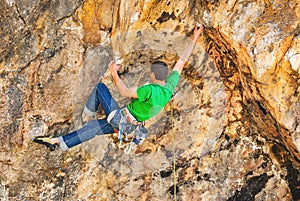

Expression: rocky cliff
xmin=0 ymin=0 xmax=299 ymax=200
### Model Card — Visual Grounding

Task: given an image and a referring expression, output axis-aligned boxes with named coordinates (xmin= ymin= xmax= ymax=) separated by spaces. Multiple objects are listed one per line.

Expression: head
xmin=150 ymin=61 xmax=168 ymax=81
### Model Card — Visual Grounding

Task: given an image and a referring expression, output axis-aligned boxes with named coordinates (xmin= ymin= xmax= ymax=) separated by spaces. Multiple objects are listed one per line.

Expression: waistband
xmin=121 ymin=107 xmax=140 ymax=126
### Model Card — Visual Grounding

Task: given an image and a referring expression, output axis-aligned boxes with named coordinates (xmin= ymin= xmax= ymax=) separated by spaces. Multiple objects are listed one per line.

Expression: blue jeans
xmin=58 ymin=83 xmax=121 ymax=151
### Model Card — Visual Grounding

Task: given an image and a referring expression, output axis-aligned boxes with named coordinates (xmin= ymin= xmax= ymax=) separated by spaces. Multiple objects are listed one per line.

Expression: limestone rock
xmin=0 ymin=0 xmax=299 ymax=200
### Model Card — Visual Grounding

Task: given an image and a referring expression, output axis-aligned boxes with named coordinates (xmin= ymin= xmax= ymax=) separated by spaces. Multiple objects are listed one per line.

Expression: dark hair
xmin=150 ymin=61 xmax=168 ymax=81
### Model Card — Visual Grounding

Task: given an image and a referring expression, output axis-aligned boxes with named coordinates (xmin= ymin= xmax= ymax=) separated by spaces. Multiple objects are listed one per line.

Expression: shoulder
xmin=138 ymin=84 xmax=160 ymax=94
xmin=164 ymin=71 xmax=180 ymax=92
xmin=138 ymin=84 xmax=153 ymax=92
xmin=169 ymin=70 xmax=180 ymax=77
xmin=166 ymin=70 xmax=180 ymax=82
xmin=137 ymin=85 xmax=153 ymax=101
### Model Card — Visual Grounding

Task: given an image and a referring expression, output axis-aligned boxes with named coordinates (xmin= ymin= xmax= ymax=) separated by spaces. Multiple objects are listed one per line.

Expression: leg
xmin=58 ymin=118 xmax=115 ymax=151
xmin=34 ymin=84 xmax=120 ymax=151
xmin=84 ymin=83 xmax=119 ymax=116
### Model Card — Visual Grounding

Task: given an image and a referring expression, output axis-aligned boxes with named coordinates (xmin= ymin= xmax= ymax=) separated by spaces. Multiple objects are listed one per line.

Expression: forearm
xmin=111 ymin=72 xmax=137 ymax=98
xmin=111 ymin=72 xmax=128 ymax=96
xmin=180 ymin=38 xmax=197 ymax=62
xmin=173 ymin=25 xmax=203 ymax=74
xmin=173 ymin=38 xmax=197 ymax=74
xmin=109 ymin=61 xmax=137 ymax=98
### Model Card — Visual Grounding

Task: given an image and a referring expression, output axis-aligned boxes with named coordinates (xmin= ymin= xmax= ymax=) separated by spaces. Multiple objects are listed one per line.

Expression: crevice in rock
xmin=14 ymin=3 xmax=26 ymax=25
xmin=157 ymin=11 xmax=176 ymax=24
xmin=204 ymin=25 xmax=300 ymax=199
xmin=167 ymin=184 xmax=179 ymax=196
xmin=271 ymin=142 xmax=300 ymax=199
xmin=56 ymin=0 xmax=84 ymax=23
xmin=46 ymin=120 xmax=74 ymax=137
xmin=226 ymin=173 xmax=273 ymax=201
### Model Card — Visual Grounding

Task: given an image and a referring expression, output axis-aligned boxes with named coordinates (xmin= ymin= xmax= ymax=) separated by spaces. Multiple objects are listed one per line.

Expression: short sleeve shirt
xmin=128 ymin=70 xmax=180 ymax=121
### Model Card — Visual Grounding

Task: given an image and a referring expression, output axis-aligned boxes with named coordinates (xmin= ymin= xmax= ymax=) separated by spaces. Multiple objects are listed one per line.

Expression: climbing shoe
xmin=33 ymin=137 xmax=57 ymax=151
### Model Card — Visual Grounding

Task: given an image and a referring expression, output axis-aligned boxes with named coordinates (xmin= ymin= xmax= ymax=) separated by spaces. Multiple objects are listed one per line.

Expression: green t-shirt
xmin=128 ymin=70 xmax=180 ymax=121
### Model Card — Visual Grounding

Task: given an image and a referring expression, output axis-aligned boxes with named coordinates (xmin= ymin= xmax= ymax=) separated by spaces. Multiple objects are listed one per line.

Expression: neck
xmin=153 ymin=79 xmax=165 ymax=86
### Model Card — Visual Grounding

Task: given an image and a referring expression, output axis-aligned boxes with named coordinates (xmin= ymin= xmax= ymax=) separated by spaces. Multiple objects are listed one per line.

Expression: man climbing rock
xmin=34 ymin=24 xmax=204 ymax=152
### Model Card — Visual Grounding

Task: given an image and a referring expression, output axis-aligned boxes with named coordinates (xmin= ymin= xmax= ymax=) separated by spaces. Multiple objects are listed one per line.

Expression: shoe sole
xmin=33 ymin=138 xmax=57 ymax=151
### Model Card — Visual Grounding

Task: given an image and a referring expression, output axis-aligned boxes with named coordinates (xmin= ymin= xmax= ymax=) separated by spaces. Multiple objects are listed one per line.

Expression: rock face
xmin=0 ymin=0 xmax=299 ymax=200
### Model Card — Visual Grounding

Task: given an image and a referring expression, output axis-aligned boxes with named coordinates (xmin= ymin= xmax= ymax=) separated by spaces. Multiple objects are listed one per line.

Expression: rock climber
xmin=34 ymin=23 xmax=204 ymax=152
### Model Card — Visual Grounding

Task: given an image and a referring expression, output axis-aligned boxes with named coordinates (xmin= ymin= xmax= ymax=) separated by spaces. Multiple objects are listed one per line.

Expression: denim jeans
xmin=58 ymin=83 xmax=122 ymax=151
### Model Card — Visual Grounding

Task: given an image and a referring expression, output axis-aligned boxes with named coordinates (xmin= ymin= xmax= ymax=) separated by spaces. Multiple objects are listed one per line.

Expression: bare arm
xmin=109 ymin=61 xmax=138 ymax=98
xmin=173 ymin=24 xmax=204 ymax=74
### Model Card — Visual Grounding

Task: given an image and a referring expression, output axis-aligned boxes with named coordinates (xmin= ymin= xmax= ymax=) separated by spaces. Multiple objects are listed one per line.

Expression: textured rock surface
xmin=0 ymin=0 xmax=299 ymax=200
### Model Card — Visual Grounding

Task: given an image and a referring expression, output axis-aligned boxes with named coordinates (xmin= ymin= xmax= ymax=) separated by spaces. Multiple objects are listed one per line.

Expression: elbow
xmin=120 ymin=89 xmax=131 ymax=98
xmin=117 ymin=86 xmax=137 ymax=98
xmin=120 ymin=90 xmax=128 ymax=97
xmin=122 ymin=88 xmax=137 ymax=98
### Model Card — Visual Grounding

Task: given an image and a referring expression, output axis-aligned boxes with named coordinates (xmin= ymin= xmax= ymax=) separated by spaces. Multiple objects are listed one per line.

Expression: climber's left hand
xmin=193 ymin=23 xmax=204 ymax=41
